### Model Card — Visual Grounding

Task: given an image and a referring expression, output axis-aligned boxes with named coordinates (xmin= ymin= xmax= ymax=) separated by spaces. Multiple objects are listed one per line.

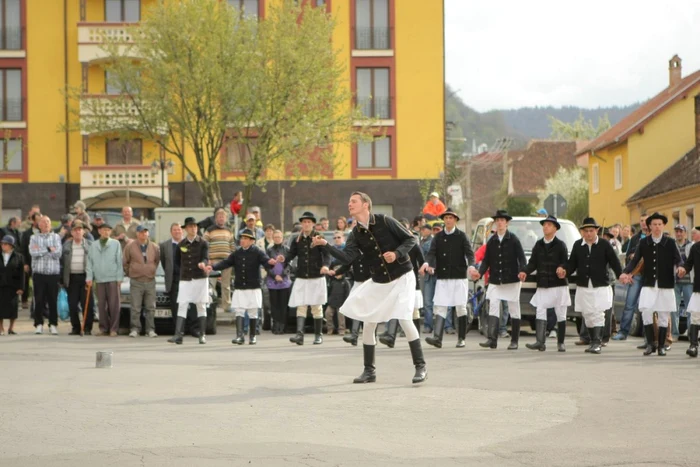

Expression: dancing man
xmin=678 ymin=226 xmax=700 ymax=357
xmin=312 ymin=192 xmax=427 ymax=384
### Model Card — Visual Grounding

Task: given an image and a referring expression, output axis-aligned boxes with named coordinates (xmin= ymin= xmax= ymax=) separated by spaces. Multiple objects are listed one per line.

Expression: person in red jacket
xmin=230 ymin=191 xmax=243 ymax=217
xmin=422 ymin=192 xmax=446 ymax=220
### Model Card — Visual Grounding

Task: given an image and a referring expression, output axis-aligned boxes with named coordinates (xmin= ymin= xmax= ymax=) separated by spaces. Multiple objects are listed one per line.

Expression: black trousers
xmin=22 ymin=268 xmax=30 ymax=304
xmin=33 ymin=273 xmax=59 ymax=326
xmin=269 ymin=287 xmax=291 ymax=325
xmin=169 ymin=279 xmax=180 ymax=327
xmin=67 ymin=273 xmax=94 ymax=332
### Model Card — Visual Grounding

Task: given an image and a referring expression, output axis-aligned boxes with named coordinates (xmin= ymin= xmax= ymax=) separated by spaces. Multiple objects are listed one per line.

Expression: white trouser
xmin=489 ymin=300 xmax=520 ymax=319
xmin=362 ymin=320 xmax=420 ymax=345
xmin=235 ymin=308 xmax=258 ymax=319
xmin=642 ymin=310 xmax=670 ymax=327
xmin=536 ymin=306 xmax=567 ymax=322
xmin=296 ymin=305 xmax=323 ymax=318
xmin=434 ymin=305 xmax=467 ymax=319
xmin=582 ymin=309 xmax=604 ymax=328
xmin=691 ymin=313 xmax=700 ymax=326
xmin=177 ymin=302 xmax=206 ymax=318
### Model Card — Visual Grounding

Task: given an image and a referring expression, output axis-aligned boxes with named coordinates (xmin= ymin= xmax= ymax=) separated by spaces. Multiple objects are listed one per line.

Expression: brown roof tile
xmin=509 ymin=140 xmax=579 ymax=197
xmin=626 ymin=147 xmax=700 ymax=203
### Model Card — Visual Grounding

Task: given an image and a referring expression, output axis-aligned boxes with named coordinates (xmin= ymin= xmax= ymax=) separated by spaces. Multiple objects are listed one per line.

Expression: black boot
xmin=643 ymin=324 xmax=655 ymax=356
xmin=588 ymin=326 xmax=602 ymax=354
xmin=426 ymin=315 xmax=445 ymax=348
xmin=379 ymin=319 xmax=399 ymax=348
xmin=249 ymin=318 xmax=258 ymax=345
xmin=313 ymin=318 xmax=323 ymax=345
xmin=408 ymin=339 xmax=427 ymax=384
xmin=687 ymin=324 xmax=698 ymax=357
xmin=353 ymin=344 xmax=376 ymax=383
xmin=168 ymin=316 xmax=184 ymax=344
xmin=456 ymin=315 xmax=468 ymax=348
xmin=479 ymin=315 xmax=499 ymax=348
xmin=657 ymin=326 xmax=667 ymax=356
xmin=557 ymin=321 xmax=567 ymax=352
xmin=508 ymin=319 xmax=520 ymax=350
xmin=232 ymin=316 xmax=245 ymax=345
xmin=290 ymin=316 xmax=305 ymax=345
xmin=526 ymin=319 xmax=546 ymax=351
xmin=198 ymin=317 xmax=207 ymax=344
xmin=344 ymin=319 xmax=360 ymax=346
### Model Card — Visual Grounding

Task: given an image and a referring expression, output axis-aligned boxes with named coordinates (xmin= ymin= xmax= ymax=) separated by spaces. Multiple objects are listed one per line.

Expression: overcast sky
xmin=445 ymin=0 xmax=700 ymax=112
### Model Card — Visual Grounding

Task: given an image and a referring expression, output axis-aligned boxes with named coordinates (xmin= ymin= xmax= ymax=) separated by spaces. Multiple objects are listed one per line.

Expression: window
xmin=223 ymin=138 xmax=255 ymax=171
xmin=687 ymin=208 xmax=695 ymax=232
xmin=106 ymin=139 xmax=142 ymax=165
xmin=473 ymin=224 xmax=485 ymax=247
xmin=0 ymin=0 xmax=21 ymax=50
xmin=356 ymin=68 xmax=390 ymax=118
xmin=0 ymin=69 xmax=21 ymax=121
xmin=0 ymin=138 xmax=21 ymax=171
xmin=314 ymin=0 xmax=327 ymax=6
xmin=105 ymin=0 xmax=140 ymax=23
xmin=357 ymin=137 xmax=390 ymax=169
xmin=592 ymin=163 xmax=599 ymax=193
xmin=105 ymin=70 xmax=119 ymax=95
xmin=228 ymin=0 xmax=259 ymax=18
xmin=672 ymin=210 xmax=680 ymax=227
xmin=614 ymin=155 xmax=622 ymax=190
xmin=355 ymin=0 xmax=389 ymax=50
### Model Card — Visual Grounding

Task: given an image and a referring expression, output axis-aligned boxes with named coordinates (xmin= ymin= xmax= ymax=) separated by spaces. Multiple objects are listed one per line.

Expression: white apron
xmin=350 ymin=280 xmax=365 ymax=294
xmin=574 ymin=284 xmax=612 ymax=312
xmin=486 ymin=282 xmax=521 ymax=303
xmin=288 ymin=277 xmax=328 ymax=307
xmin=341 ymin=272 xmax=415 ymax=322
xmin=531 ymin=285 xmax=571 ymax=308
xmin=231 ymin=288 xmax=263 ymax=310
xmin=433 ymin=278 xmax=469 ymax=307
xmin=638 ymin=286 xmax=677 ymax=312
xmin=177 ymin=278 xmax=211 ymax=304
xmin=686 ymin=293 xmax=700 ymax=313
xmin=414 ymin=289 xmax=424 ymax=310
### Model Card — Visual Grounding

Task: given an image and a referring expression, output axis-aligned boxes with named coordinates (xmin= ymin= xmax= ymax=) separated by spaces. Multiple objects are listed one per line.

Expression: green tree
xmin=68 ymin=0 xmax=370 ymax=208
xmin=536 ymin=166 xmax=589 ymax=223
xmin=549 ymin=112 xmax=611 ymax=140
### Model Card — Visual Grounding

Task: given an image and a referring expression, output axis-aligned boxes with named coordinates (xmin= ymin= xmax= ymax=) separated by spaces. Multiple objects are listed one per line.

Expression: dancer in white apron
xmin=678 ymin=226 xmax=700 ymax=357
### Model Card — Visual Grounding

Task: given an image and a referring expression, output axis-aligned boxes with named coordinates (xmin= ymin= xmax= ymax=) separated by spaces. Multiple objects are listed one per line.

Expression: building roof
xmin=575 ymin=69 xmax=700 ymax=157
xmin=509 ymin=140 xmax=579 ymax=197
xmin=626 ymin=146 xmax=700 ymax=203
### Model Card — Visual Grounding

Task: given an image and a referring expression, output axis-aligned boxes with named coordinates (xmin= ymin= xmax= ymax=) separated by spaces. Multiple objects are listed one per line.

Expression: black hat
xmin=602 ymin=228 xmax=614 ymax=239
xmin=579 ymin=217 xmax=600 ymax=229
xmin=98 ymin=222 xmax=112 ymax=230
xmin=239 ymin=228 xmax=256 ymax=240
xmin=491 ymin=209 xmax=512 ymax=221
xmin=299 ymin=211 xmax=316 ymax=223
xmin=645 ymin=212 xmax=668 ymax=227
xmin=183 ymin=217 xmax=197 ymax=227
xmin=439 ymin=208 xmax=460 ymax=221
xmin=539 ymin=215 xmax=560 ymax=230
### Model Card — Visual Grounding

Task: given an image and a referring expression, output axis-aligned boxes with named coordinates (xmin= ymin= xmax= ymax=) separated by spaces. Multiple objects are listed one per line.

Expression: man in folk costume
xmin=420 ymin=208 xmax=475 ymax=349
xmin=620 ymin=212 xmax=681 ymax=356
xmin=519 ymin=215 xmax=571 ymax=352
xmin=378 ymin=243 xmax=425 ymax=348
xmin=471 ymin=210 xmax=526 ymax=350
xmin=558 ymin=217 xmax=622 ymax=354
xmin=276 ymin=211 xmax=331 ymax=346
xmin=206 ymin=229 xmax=276 ymax=345
xmin=168 ymin=217 xmax=210 ymax=345
xmin=334 ymin=238 xmax=371 ymax=346
xmin=312 ymin=192 xmax=427 ymax=384
xmin=678 ymin=226 xmax=700 ymax=357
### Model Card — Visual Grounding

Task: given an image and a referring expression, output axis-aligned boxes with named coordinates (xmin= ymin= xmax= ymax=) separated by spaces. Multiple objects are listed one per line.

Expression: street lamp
xmin=151 ymin=159 xmax=174 ymax=206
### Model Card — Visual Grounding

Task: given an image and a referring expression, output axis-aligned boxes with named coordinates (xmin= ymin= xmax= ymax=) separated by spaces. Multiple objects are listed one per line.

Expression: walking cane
xmin=81 ymin=282 xmax=93 ymax=336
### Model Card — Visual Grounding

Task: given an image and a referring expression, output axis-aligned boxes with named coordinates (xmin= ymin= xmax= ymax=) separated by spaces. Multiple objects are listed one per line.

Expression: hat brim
xmin=299 ymin=216 xmax=317 ymax=223
xmin=439 ymin=211 xmax=460 ymax=221
xmin=492 ymin=215 xmax=512 ymax=221
xmin=239 ymin=233 xmax=256 ymax=240
xmin=539 ymin=219 xmax=561 ymax=230
xmin=646 ymin=214 xmax=668 ymax=226
xmin=579 ymin=223 xmax=600 ymax=230
xmin=0 ymin=240 xmax=14 ymax=245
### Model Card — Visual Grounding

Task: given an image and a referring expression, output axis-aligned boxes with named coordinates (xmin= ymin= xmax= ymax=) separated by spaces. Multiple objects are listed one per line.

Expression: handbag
xmin=58 ymin=287 xmax=70 ymax=321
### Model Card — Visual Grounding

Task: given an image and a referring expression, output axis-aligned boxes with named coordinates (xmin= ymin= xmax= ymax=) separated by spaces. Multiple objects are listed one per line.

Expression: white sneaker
xmin=147 ymin=331 xmax=158 ymax=338
xmin=549 ymin=330 xmax=557 ymax=339
xmin=50 ymin=325 xmax=58 ymax=335
xmin=129 ymin=330 xmax=138 ymax=338
xmin=35 ymin=324 xmax=43 ymax=335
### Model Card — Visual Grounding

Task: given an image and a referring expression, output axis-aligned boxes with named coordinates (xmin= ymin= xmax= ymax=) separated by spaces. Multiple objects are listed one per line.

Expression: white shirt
xmin=2 ymin=252 xmax=10 ymax=266
xmin=543 ymin=236 xmax=555 ymax=244
xmin=70 ymin=241 xmax=85 ymax=273
xmin=444 ymin=226 xmax=456 ymax=235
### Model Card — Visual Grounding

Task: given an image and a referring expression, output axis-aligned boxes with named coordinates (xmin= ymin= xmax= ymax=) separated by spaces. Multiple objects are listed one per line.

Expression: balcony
xmin=79 ymin=94 xmax=140 ymax=134
xmin=0 ymin=97 xmax=25 ymax=129
xmin=0 ymin=25 xmax=25 ymax=58
xmin=354 ymin=96 xmax=394 ymax=126
xmin=79 ymin=165 xmax=170 ymax=207
xmin=352 ymin=26 xmax=393 ymax=57
xmin=77 ymin=23 xmax=139 ymax=63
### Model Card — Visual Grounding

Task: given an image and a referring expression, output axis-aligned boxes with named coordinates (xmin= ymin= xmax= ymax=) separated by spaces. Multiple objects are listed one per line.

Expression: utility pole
xmin=464 ymin=152 xmax=472 ymax=235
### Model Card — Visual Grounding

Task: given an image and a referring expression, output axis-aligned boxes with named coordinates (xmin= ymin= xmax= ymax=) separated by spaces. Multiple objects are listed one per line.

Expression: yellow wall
xmin=588 ymin=143 xmax=630 ymax=225
xmin=627 ymin=186 xmax=699 ymax=233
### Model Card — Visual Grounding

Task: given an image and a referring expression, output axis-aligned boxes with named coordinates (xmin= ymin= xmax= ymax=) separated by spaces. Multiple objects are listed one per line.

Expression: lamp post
xmin=151 ymin=159 xmax=174 ymax=206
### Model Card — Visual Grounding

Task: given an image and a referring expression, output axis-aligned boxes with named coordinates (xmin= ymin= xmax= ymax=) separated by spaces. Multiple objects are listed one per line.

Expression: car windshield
xmin=507 ymin=219 xmax=579 ymax=253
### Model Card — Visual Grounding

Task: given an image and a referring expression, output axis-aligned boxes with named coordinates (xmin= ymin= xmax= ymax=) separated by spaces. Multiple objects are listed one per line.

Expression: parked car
xmin=119 ymin=264 xmax=220 ymax=335
xmin=471 ymin=216 xmax=582 ymax=333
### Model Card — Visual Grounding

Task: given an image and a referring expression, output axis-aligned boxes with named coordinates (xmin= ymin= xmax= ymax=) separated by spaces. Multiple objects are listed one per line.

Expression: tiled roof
xmin=576 ymin=70 xmax=700 ymax=157
xmin=509 ymin=140 xmax=579 ymax=197
xmin=626 ymin=147 xmax=700 ymax=203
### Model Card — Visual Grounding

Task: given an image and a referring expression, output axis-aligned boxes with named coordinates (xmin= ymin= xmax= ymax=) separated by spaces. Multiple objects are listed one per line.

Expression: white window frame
xmin=614 ymin=155 xmax=622 ymax=190
xmin=592 ymin=163 xmax=600 ymax=194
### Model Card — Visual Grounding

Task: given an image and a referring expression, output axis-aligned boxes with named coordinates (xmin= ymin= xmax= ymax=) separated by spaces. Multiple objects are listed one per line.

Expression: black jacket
xmin=0 ymin=250 xmax=24 ymax=290
xmin=175 ymin=236 xmax=209 ymax=281
xmin=682 ymin=243 xmax=700 ymax=293
xmin=285 ymin=230 xmax=331 ymax=279
xmin=478 ymin=231 xmax=526 ymax=285
xmin=426 ymin=228 xmax=475 ymax=280
xmin=335 ymin=232 xmax=371 ymax=283
xmin=325 ymin=213 xmax=417 ymax=284
xmin=20 ymin=227 xmax=36 ymax=269
xmin=212 ymin=245 xmax=271 ymax=290
xmin=566 ymin=238 xmax=622 ymax=288
xmin=410 ymin=243 xmax=426 ymax=290
xmin=522 ymin=236 xmax=569 ymax=288
xmin=624 ymin=235 xmax=681 ymax=289
xmin=327 ymin=275 xmax=351 ymax=309
xmin=625 ymin=231 xmax=644 ymax=261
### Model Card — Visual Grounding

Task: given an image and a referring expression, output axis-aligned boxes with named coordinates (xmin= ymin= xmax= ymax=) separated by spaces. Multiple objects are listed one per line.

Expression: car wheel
xmin=206 ymin=305 xmax=218 ymax=335
xmin=629 ymin=311 xmax=642 ymax=337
